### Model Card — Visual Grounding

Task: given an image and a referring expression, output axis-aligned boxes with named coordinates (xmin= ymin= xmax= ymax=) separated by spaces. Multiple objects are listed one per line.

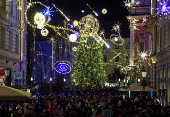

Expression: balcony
xmin=0 ymin=8 xmax=21 ymax=28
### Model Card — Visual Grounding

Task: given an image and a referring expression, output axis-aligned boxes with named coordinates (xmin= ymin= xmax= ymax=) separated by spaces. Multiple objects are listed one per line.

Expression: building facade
xmin=104 ymin=38 xmax=130 ymax=82
xmin=0 ymin=0 xmax=27 ymax=85
xmin=30 ymin=40 xmax=74 ymax=84
xmin=128 ymin=0 xmax=151 ymax=82
xmin=147 ymin=0 xmax=170 ymax=106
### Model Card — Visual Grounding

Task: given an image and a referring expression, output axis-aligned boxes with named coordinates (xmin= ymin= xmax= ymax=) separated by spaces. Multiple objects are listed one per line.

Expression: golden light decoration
xmin=41 ymin=28 xmax=49 ymax=36
xmin=69 ymin=34 xmax=77 ymax=42
xmin=72 ymin=47 xmax=77 ymax=52
xmin=34 ymin=13 xmax=46 ymax=25
xmin=73 ymin=20 xmax=79 ymax=26
xmin=102 ymin=8 xmax=107 ymax=14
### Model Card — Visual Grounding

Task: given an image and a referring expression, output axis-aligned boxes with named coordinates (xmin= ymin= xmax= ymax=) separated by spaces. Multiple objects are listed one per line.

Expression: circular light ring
xmin=69 ymin=34 xmax=77 ymax=42
xmin=54 ymin=62 xmax=72 ymax=74
xmin=72 ymin=47 xmax=77 ymax=52
xmin=25 ymin=1 xmax=49 ymax=29
xmin=73 ymin=20 xmax=79 ymax=26
xmin=41 ymin=28 xmax=49 ymax=36
xmin=110 ymin=34 xmax=124 ymax=45
xmin=34 ymin=12 xmax=46 ymax=25
xmin=78 ymin=14 xmax=99 ymax=34
xmin=102 ymin=8 xmax=107 ymax=14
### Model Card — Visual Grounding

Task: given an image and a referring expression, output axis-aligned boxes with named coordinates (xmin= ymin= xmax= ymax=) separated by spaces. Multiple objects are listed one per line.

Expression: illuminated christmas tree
xmin=71 ymin=15 xmax=107 ymax=87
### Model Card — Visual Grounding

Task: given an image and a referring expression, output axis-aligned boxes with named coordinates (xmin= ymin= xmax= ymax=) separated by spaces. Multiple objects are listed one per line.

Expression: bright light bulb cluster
xmin=124 ymin=0 xmax=141 ymax=11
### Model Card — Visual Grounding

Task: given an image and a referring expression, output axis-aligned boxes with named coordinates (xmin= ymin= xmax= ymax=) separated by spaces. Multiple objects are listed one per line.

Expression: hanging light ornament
xmin=72 ymin=47 xmax=77 ymax=52
xmin=34 ymin=13 xmax=46 ymax=29
xmin=41 ymin=28 xmax=49 ymax=36
xmin=102 ymin=8 xmax=107 ymax=14
xmin=69 ymin=34 xmax=77 ymax=42
xmin=73 ymin=20 xmax=79 ymax=26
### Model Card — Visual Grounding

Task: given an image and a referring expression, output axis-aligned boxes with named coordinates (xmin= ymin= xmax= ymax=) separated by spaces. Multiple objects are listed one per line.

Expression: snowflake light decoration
xmin=42 ymin=7 xmax=57 ymax=22
xmin=158 ymin=0 xmax=170 ymax=15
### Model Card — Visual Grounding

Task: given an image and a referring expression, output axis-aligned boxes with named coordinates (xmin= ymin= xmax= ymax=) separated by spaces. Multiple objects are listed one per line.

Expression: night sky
xmin=28 ymin=0 xmax=130 ymax=39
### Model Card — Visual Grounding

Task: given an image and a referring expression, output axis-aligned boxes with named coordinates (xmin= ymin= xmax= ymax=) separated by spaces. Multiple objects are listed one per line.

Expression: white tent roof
xmin=122 ymin=83 xmax=157 ymax=91
xmin=0 ymin=85 xmax=31 ymax=100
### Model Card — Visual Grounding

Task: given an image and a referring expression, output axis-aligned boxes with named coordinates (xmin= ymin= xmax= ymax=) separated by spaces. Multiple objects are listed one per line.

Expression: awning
xmin=122 ymin=83 xmax=157 ymax=91
xmin=0 ymin=85 xmax=31 ymax=101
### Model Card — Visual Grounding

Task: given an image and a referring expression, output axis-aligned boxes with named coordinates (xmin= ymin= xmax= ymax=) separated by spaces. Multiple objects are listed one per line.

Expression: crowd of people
xmin=0 ymin=87 xmax=169 ymax=117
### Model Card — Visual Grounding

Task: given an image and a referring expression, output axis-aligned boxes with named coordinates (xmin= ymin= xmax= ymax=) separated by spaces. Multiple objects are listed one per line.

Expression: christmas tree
xmin=71 ymin=15 xmax=107 ymax=87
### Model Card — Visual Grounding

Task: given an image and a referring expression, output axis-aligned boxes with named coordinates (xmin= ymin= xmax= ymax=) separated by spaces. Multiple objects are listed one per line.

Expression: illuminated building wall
xmin=104 ymin=38 xmax=130 ymax=81
xmin=147 ymin=0 xmax=170 ymax=106
xmin=0 ymin=0 xmax=27 ymax=85
xmin=30 ymin=40 xmax=73 ymax=84
xmin=128 ymin=0 xmax=151 ymax=82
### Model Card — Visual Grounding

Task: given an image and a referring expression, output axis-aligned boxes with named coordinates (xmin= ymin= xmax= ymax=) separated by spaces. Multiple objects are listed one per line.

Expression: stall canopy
xmin=122 ymin=83 xmax=157 ymax=91
xmin=0 ymin=85 xmax=31 ymax=102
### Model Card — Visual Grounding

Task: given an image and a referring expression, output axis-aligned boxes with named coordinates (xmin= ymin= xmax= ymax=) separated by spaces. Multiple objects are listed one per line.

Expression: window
xmin=126 ymin=42 xmax=130 ymax=49
xmin=139 ymin=42 xmax=144 ymax=52
xmin=126 ymin=54 xmax=129 ymax=63
xmin=115 ymin=56 xmax=119 ymax=62
xmin=37 ymin=55 xmax=42 ymax=64
xmin=43 ymin=44 xmax=47 ymax=51
xmin=9 ymin=31 xmax=13 ymax=51
xmin=44 ymin=56 xmax=47 ymax=63
xmin=103 ymin=55 xmax=107 ymax=62
xmin=1 ymin=26 xmax=5 ymax=48
xmin=1 ymin=0 xmax=6 ymax=9
xmin=44 ymin=69 xmax=47 ymax=75
xmin=10 ymin=1 xmax=13 ymax=14
xmin=115 ymin=42 xmax=119 ymax=49
xmin=16 ymin=34 xmax=19 ymax=53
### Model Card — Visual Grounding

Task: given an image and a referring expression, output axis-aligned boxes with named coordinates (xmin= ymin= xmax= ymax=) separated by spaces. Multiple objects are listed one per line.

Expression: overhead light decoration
xmin=156 ymin=0 xmax=170 ymax=16
xmin=42 ymin=7 xmax=58 ymax=22
xmin=54 ymin=62 xmax=72 ymax=74
xmin=34 ymin=13 xmax=46 ymax=25
xmin=124 ymin=0 xmax=141 ymax=11
xmin=34 ymin=13 xmax=46 ymax=29
xmin=73 ymin=20 xmax=79 ymax=26
xmin=87 ymin=4 xmax=98 ymax=16
xmin=41 ymin=28 xmax=49 ymax=36
xmin=69 ymin=34 xmax=77 ymax=42
xmin=114 ymin=37 xmax=118 ymax=41
xmin=102 ymin=8 xmax=107 ymax=14
xmin=72 ymin=47 xmax=77 ymax=52
xmin=141 ymin=52 xmax=147 ymax=59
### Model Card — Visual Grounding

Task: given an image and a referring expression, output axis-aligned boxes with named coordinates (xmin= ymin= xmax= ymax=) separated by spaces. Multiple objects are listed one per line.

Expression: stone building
xmin=147 ymin=0 xmax=170 ymax=106
xmin=104 ymin=38 xmax=130 ymax=82
xmin=127 ymin=0 xmax=151 ymax=82
xmin=0 ymin=0 xmax=27 ymax=85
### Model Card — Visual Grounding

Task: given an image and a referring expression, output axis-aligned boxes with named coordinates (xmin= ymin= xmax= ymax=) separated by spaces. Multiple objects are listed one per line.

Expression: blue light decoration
xmin=74 ymin=32 xmax=81 ymax=38
xmin=159 ymin=1 xmax=170 ymax=15
xmin=69 ymin=25 xmax=74 ymax=29
xmin=42 ymin=7 xmax=58 ymax=22
xmin=55 ymin=62 xmax=71 ymax=74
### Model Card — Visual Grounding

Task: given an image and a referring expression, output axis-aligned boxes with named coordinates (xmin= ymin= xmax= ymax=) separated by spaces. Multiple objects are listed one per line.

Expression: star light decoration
xmin=156 ymin=0 xmax=170 ymax=16
xmin=26 ymin=1 xmax=109 ymax=50
xmin=124 ymin=0 xmax=141 ymax=11
xmin=110 ymin=23 xmax=124 ymax=45
xmin=42 ymin=7 xmax=58 ymax=22
xmin=127 ymin=16 xmax=139 ymax=31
